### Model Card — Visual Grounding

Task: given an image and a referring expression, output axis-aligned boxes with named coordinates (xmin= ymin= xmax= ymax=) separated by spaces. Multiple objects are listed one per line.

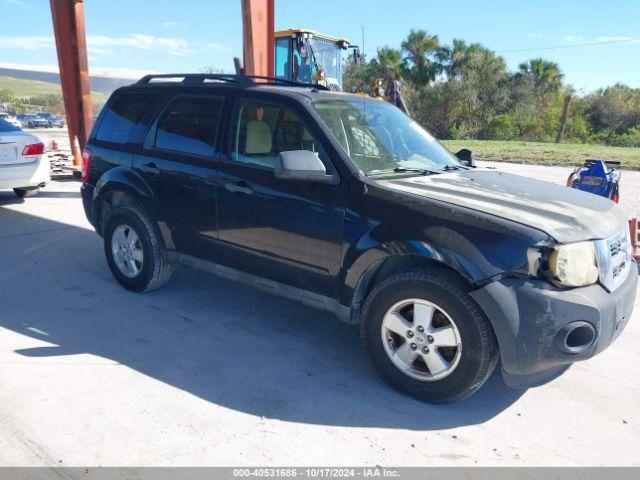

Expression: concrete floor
xmin=0 ymin=171 xmax=639 ymax=466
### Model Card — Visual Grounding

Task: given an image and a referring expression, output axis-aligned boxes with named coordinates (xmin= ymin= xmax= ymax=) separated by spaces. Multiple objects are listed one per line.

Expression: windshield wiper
xmin=393 ymin=167 xmax=441 ymax=175
xmin=368 ymin=167 xmax=441 ymax=177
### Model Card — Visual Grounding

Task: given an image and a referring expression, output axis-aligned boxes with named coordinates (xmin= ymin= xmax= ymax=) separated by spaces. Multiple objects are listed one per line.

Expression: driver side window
xmin=232 ymin=100 xmax=320 ymax=170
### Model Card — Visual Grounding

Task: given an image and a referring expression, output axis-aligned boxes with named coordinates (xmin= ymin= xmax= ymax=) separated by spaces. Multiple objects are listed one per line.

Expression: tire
xmin=13 ymin=187 xmax=39 ymax=198
xmin=361 ymin=269 xmax=499 ymax=404
xmin=103 ymin=205 xmax=173 ymax=293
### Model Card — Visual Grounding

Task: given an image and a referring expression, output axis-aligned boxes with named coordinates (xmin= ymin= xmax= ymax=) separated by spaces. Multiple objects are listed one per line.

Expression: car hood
xmin=376 ymin=169 xmax=628 ymax=243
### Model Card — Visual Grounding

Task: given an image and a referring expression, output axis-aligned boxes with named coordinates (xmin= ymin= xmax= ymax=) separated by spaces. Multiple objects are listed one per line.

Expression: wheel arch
xmin=343 ymin=241 xmax=487 ymax=324
xmin=92 ymin=167 xmax=156 ymax=236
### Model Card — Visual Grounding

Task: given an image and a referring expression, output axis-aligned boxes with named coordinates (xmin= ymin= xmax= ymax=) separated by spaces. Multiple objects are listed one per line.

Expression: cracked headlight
xmin=528 ymin=241 xmax=599 ymax=287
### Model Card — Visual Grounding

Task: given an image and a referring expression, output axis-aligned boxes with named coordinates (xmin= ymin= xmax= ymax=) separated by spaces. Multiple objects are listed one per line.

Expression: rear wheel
xmin=103 ymin=205 xmax=173 ymax=292
xmin=13 ymin=187 xmax=39 ymax=198
xmin=361 ymin=270 xmax=499 ymax=404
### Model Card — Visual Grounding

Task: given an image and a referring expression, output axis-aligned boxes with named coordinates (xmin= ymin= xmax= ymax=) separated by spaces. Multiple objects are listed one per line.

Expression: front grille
xmin=595 ymin=230 xmax=633 ymax=292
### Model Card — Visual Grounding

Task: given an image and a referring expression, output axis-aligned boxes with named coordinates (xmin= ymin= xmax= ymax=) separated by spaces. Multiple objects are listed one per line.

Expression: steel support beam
xmin=50 ymin=0 xmax=93 ymax=166
xmin=241 ymin=0 xmax=275 ymax=77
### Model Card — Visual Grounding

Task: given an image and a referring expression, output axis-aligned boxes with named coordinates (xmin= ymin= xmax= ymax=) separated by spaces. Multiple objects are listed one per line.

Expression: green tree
xmin=518 ymin=58 xmax=564 ymax=105
xmin=587 ymin=83 xmax=640 ymax=135
xmin=400 ymin=29 xmax=441 ymax=85
xmin=436 ymin=38 xmax=482 ymax=79
xmin=372 ymin=47 xmax=404 ymax=80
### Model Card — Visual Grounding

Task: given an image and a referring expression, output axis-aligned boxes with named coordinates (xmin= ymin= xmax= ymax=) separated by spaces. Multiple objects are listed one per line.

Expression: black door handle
xmin=225 ymin=181 xmax=253 ymax=195
xmin=139 ymin=162 xmax=160 ymax=176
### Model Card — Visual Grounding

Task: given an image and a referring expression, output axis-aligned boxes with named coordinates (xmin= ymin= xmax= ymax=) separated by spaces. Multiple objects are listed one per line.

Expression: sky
xmin=0 ymin=0 xmax=639 ymax=93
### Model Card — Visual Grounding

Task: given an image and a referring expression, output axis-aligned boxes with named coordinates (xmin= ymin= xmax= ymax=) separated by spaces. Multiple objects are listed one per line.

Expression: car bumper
xmin=81 ymin=182 xmax=96 ymax=227
xmin=471 ymin=265 xmax=638 ymax=388
xmin=0 ymin=155 xmax=50 ymax=190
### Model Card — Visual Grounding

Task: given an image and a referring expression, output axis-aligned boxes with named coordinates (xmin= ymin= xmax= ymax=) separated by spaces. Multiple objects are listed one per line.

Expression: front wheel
xmin=361 ymin=270 xmax=499 ymax=404
xmin=103 ymin=205 xmax=173 ymax=293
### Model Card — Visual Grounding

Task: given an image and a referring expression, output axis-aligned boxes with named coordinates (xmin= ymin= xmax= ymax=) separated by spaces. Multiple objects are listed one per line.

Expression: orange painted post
xmin=630 ymin=218 xmax=640 ymax=263
xmin=241 ymin=0 xmax=275 ymax=77
xmin=50 ymin=0 xmax=93 ymax=166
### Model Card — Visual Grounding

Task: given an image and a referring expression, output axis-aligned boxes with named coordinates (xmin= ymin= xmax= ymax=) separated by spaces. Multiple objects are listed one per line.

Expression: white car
xmin=0 ymin=112 xmax=23 ymax=128
xmin=0 ymin=118 xmax=49 ymax=197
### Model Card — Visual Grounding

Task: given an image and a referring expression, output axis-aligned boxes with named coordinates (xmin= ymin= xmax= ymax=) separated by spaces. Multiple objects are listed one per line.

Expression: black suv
xmin=81 ymin=74 xmax=637 ymax=403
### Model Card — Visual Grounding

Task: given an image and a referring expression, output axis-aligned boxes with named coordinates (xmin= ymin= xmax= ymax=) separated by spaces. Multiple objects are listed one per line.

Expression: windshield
xmin=308 ymin=38 xmax=343 ymax=88
xmin=313 ymin=98 xmax=461 ymax=175
xmin=293 ymin=37 xmax=343 ymax=89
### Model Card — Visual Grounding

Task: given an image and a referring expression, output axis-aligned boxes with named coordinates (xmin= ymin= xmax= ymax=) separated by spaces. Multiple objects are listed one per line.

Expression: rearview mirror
xmin=275 ymin=150 xmax=335 ymax=184
xmin=455 ymin=148 xmax=476 ymax=168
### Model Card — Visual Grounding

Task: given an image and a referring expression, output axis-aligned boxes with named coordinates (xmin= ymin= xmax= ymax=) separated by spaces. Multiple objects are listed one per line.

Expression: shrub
xmin=487 ymin=114 xmax=518 ymax=140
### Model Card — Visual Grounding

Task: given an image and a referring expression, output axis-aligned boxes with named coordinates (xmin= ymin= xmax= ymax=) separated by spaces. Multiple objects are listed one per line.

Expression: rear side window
xmin=155 ymin=96 xmax=222 ymax=157
xmin=96 ymin=93 xmax=156 ymax=144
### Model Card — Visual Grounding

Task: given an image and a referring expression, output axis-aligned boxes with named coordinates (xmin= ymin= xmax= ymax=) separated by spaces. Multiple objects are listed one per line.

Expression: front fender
xmin=340 ymin=237 xmax=488 ymax=305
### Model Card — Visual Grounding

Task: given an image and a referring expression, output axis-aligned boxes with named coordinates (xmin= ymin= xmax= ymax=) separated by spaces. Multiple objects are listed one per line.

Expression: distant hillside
xmin=0 ymin=76 xmax=109 ymax=101
xmin=0 ymin=76 xmax=109 ymax=115
xmin=0 ymin=67 xmax=134 ymax=94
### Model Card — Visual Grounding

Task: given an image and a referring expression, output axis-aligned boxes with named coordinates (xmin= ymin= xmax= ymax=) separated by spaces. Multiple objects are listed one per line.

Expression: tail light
xmin=21 ymin=143 xmax=45 ymax=156
xmin=81 ymin=148 xmax=93 ymax=182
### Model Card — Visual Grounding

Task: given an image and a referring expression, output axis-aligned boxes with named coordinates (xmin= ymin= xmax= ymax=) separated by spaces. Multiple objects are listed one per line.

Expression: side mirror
xmin=455 ymin=148 xmax=476 ymax=168
xmin=275 ymin=150 xmax=335 ymax=184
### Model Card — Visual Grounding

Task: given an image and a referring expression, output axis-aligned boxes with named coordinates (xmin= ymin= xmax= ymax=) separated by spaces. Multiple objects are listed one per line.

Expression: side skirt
xmin=168 ymin=252 xmax=355 ymax=324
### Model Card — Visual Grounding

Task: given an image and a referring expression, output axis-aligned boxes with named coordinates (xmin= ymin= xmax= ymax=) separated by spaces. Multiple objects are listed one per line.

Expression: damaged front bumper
xmin=471 ymin=264 xmax=637 ymax=388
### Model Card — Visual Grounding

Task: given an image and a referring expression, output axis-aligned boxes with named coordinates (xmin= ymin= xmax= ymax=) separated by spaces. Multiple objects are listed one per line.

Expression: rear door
xmin=133 ymin=93 xmax=224 ymax=258
xmin=213 ymin=94 xmax=346 ymax=296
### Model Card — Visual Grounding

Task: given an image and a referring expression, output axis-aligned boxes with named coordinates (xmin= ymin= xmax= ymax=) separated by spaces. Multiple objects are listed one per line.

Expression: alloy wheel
xmin=381 ymin=298 xmax=462 ymax=381
xmin=111 ymin=224 xmax=144 ymax=278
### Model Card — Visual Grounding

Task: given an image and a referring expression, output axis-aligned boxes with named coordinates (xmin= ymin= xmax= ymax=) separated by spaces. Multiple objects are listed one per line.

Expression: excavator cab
xmin=274 ymin=29 xmax=359 ymax=90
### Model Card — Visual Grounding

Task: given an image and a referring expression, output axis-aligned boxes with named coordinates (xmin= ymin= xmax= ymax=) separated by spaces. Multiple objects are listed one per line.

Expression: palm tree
xmin=518 ymin=58 xmax=564 ymax=100
xmin=373 ymin=47 xmax=404 ymax=80
xmin=436 ymin=39 xmax=483 ymax=79
xmin=400 ymin=29 xmax=441 ymax=85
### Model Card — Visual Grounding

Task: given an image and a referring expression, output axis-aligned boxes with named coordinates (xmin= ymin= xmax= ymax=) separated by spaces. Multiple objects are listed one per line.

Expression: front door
xmin=214 ymin=96 xmax=346 ymax=297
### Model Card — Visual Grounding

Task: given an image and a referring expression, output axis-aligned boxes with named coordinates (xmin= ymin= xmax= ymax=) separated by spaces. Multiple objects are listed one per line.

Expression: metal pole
xmin=50 ymin=0 xmax=93 ymax=166
xmin=241 ymin=0 xmax=275 ymax=77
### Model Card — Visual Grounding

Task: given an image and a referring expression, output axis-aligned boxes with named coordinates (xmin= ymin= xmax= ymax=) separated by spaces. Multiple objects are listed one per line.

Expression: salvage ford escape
xmin=81 ymin=74 xmax=637 ymax=404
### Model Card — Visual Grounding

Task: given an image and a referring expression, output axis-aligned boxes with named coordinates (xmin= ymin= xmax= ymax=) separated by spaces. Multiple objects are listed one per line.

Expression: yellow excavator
xmin=273 ymin=29 xmax=357 ymax=91
xmin=272 ymin=29 xmax=410 ymax=115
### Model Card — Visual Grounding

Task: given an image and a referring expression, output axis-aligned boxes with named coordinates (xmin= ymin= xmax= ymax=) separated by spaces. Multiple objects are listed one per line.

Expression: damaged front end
xmin=471 ymin=241 xmax=637 ymax=389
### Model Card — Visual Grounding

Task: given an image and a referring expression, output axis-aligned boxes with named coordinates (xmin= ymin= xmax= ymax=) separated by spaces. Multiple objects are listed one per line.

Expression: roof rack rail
xmin=136 ymin=73 xmax=329 ymax=90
